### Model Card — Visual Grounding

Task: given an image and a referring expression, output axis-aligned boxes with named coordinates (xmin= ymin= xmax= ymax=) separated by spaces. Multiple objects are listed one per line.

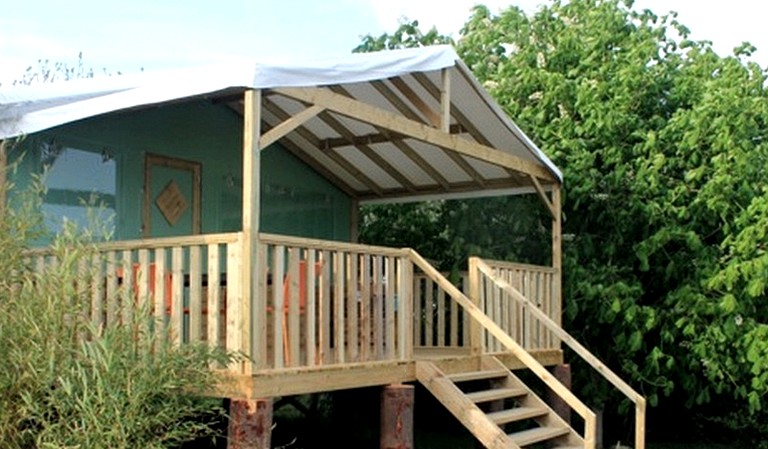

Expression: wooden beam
xmin=241 ymin=89 xmax=260 ymax=372
xmin=440 ymin=68 xmax=451 ymax=133
xmin=263 ymin=97 xmax=385 ymax=197
xmin=258 ymin=104 xmax=324 ymax=149
xmin=389 ymin=76 xmax=441 ymax=127
xmin=530 ymin=175 xmax=556 ymax=219
xmin=272 ymin=87 xmax=555 ymax=181
xmin=551 ymin=186 xmax=562 ymax=335
xmin=317 ymin=110 xmax=418 ymax=193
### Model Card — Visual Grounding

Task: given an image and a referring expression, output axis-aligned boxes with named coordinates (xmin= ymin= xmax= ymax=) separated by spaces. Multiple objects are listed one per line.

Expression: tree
xmin=358 ymin=1 xmax=768 ymax=444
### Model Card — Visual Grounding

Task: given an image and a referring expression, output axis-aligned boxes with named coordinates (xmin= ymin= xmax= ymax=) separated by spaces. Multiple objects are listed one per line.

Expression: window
xmin=41 ymin=146 xmax=116 ymax=236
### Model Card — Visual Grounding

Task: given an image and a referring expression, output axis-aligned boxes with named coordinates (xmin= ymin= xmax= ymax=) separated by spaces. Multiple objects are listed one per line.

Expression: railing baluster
xmin=189 ymin=245 xmax=202 ymax=343
xmin=306 ymin=249 xmax=317 ymax=366
xmin=207 ymin=243 xmax=220 ymax=350
xmin=272 ymin=245 xmax=285 ymax=368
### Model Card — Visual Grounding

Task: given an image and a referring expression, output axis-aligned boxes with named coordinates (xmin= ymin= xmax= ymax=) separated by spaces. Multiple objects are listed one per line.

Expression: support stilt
xmin=380 ymin=384 xmax=414 ymax=449
xmin=547 ymin=364 xmax=572 ymax=424
xmin=228 ymin=398 xmax=273 ymax=449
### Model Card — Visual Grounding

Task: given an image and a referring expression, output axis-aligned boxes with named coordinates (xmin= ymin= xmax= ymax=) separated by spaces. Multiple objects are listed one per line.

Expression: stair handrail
xmin=473 ymin=257 xmax=646 ymax=449
xmin=408 ymin=249 xmax=597 ymax=449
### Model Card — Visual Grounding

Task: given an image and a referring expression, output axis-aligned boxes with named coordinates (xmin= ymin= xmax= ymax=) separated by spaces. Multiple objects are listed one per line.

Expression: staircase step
xmin=487 ymin=406 xmax=548 ymax=425
xmin=509 ymin=426 xmax=570 ymax=446
xmin=465 ymin=387 xmax=527 ymax=403
xmin=447 ymin=369 xmax=509 ymax=383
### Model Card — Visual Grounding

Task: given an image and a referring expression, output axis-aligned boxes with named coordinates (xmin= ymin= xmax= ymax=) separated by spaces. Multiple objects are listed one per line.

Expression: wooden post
xmin=467 ymin=257 xmax=482 ymax=356
xmin=228 ymin=398 xmax=273 ymax=449
xmin=546 ymin=364 xmax=572 ymax=424
xmin=242 ymin=89 xmax=262 ymax=372
xmin=380 ymin=384 xmax=414 ymax=449
xmin=551 ymin=186 xmax=562 ymax=344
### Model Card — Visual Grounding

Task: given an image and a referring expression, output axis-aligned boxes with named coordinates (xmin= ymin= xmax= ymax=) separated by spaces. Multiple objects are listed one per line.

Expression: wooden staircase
xmin=417 ymin=356 xmax=583 ymax=449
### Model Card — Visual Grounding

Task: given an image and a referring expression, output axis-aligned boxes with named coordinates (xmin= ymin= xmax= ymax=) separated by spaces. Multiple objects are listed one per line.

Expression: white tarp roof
xmin=0 ymin=46 xmax=562 ymax=199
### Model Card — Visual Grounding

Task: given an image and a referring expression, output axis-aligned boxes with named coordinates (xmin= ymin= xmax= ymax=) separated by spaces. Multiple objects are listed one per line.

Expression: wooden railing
xmin=409 ymin=250 xmax=598 ymax=449
xmin=472 ymin=257 xmax=646 ymax=449
xmin=413 ymin=272 xmax=468 ymax=350
xmin=256 ymin=234 xmax=413 ymax=370
xmin=26 ymin=233 xmax=245 ymax=364
xmin=473 ymin=259 xmax=559 ymax=352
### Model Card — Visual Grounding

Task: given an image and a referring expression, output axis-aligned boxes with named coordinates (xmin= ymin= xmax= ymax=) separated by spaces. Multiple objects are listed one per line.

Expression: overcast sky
xmin=1 ymin=0 xmax=766 ymax=85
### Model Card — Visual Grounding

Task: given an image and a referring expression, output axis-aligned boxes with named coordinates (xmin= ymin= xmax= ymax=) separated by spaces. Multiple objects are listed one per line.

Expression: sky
xmin=1 ymin=0 xmax=766 ymax=85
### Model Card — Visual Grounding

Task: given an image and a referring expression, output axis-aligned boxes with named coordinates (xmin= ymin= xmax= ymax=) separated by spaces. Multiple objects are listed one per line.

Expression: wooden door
xmin=143 ymin=153 xmax=201 ymax=238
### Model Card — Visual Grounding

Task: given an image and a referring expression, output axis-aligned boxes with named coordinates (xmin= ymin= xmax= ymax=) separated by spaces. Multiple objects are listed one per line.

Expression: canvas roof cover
xmin=0 ymin=45 xmax=561 ymax=202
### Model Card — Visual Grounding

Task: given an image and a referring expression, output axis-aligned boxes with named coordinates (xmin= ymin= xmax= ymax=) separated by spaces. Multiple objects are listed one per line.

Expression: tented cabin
xmin=0 ymin=46 xmax=644 ymax=449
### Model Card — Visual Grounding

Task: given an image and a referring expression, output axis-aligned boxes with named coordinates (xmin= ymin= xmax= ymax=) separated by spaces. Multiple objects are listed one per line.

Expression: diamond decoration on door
xmin=155 ymin=180 xmax=188 ymax=226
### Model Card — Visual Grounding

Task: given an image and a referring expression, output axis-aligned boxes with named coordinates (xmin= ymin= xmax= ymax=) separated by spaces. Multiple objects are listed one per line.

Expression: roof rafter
xmin=269 ymin=86 xmax=556 ymax=182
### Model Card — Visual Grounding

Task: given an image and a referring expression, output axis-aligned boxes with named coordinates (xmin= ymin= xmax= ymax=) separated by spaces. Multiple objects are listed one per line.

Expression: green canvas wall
xmin=9 ymin=98 xmax=352 ymax=243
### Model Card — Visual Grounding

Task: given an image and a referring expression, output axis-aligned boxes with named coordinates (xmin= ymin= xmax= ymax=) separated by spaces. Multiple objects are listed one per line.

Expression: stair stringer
xmin=416 ymin=361 xmax=519 ymax=449
xmin=481 ymin=356 xmax=584 ymax=447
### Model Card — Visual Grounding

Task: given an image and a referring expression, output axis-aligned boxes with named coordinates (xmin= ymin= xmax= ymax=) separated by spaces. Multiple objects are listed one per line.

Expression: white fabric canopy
xmin=0 ymin=45 xmax=562 ymax=184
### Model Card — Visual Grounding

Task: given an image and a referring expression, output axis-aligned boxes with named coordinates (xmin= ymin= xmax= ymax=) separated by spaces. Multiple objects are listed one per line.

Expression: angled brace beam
xmin=259 ymin=104 xmax=325 ymax=149
xmin=529 ymin=174 xmax=557 ymax=219
xmin=271 ymin=87 xmax=556 ymax=182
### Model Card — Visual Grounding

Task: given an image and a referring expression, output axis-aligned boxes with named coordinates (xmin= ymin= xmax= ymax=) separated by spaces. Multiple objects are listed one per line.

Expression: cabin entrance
xmin=142 ymin=153 xmax=201 ymax=238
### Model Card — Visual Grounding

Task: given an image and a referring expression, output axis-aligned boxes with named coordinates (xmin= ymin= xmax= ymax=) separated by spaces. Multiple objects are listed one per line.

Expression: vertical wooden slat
xmin=360 ymin=254 xmax=371 ymax=362
xmin=154 ymin=248 xmax=167 ymax=333
xmin=121 ymin=250 xmax=133 ymax=324
xmin=449 ymin=276 xmax=459 ymax=347
xmin=207 ymin=244 xmax=221 ymax=349
xmin=398 ymin=256 xmax=413 ymax=360
xmin=106 ymin=251 xmax=118 ymax=326
xmin=226 ymin=236 xmax=242 ymax=370
xmin=467 ymin=257 xmax=482 ymax=356
xmin=333 ymin=251 xmax=345 ymax=364
xmin=437 ymin=286 xmax=446 ymax=347
xmin=425 ymin=280 xmax=434 ymax=347
xmin=320 ymin=250 xmax=332 ymax=365
xmin=373 ymin=255 xmax=384 ymax=358
xmin=413 ymin=276 xmax=422 ymax=346
xmin=242 ymin=88 xmax=261 ymax=374
xmin=91 ymin=252 xmax=104 ymax=329
xmin=137 ymin=249 xmax=150 ymax=312
xmin=306 ymin=249 xmax=317 ymax=366
xmin=286 ymin=248 xmax=300 ymax=366
xmin=384 ymin=256 xmax=396 ymax=360
xmin=254 ymin=241 xmax=268 ymax=368
xmin=346 ymin=252 xmax=359 ymax=362
xmin=171 ymin=247 xmax=184 ymax=346
xmin=189 ymin=245 xmax=202 ymax=343
xmin=552 ymin=186 xmax=563 ymax=349
xmin=272 ymin=245 xmax=285 ymax=368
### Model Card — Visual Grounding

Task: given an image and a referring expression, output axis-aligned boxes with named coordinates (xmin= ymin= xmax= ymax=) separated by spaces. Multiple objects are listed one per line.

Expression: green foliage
xmin=0 ymin=146 xmax=229 ymax=448
xmin=358 ymin=0 xmax=768 ymax=443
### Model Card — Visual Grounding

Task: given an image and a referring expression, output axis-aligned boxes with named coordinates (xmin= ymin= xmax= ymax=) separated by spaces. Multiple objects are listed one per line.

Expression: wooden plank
xmin=91 ymin=252 xmax=104 ymax=328
xmin=121 ymin=250 xmax=133 ymax=324
xmin=636 ymin=397 xmax=647 ymax=449
xmin=153 ymin=248 xmax=166 ymax=337
xmin=272 ymin=245 xmax=285 ymax=368
xmin=189 ymin=245 xmax=202 ymax=343
xmin=373 ymin=255 xmax=384 ymax=358
xmin=226 ymin=236 xmax=242 ymax=370
xmin=320 ymin=250 xmax=332 ymax=365
xmin=287 ymin=247 xmax=300 ymax=367
xmin=272 ymin=87 xmax=556 ymax=181
xmin=346 ymin=252 xmax=359 ymax=362
xmin=449 ymin=283 xmax=459 ymax=347
xmin=80 ymin=232 xmax=241 ymax=252
xmin=137 ymin=249 xmax=149 ymax=314
xmin=241 ymin=88 xmax=261 ymax=374
xmin=260 ymin=232 xmax=408 ymax=258
xmin=254 ymin=241 xmax=268 ymax=367
xmin=530 ymin=175 xmax=557 ymax=219
xmin=207 ymin=244 xmax=221 ymax=349
xmin=437 ymin=287 xmax=446 ymax=347
xmin=306 ymin=249 xmax=317 ymax=366
xmin=384 ymin=256 xmax=396 ymax=360
xmin=440 ymin=68 xmax=451 ymax=133
xmin=399 ymin=256 xmax=414 ymax=360
xmin=413 ymin=276 xmax=422 ymax=346
xmin=360 ymin=254 xmax=371 ymax=361
xmin=259 ymin=104 xmax=324 ymax=149
xmin=389 ymin=76 xmax=441 ymax=127
xmin=467 ymin=258 xmax=482 ymax=356
xmin=171 ymin=246 xmax=184 ymax=346
xmin=551 ymin=186 xmax=563 ymax=348
xmin=425 ymin=280 xmax=434 ymax=346
xmin=333 ymin=251 xmax=345 ymax=364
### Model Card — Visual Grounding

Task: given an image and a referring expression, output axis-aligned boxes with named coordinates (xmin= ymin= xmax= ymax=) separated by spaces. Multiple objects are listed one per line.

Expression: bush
xmin=0 ymin=142 xmax=231 ymax=448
